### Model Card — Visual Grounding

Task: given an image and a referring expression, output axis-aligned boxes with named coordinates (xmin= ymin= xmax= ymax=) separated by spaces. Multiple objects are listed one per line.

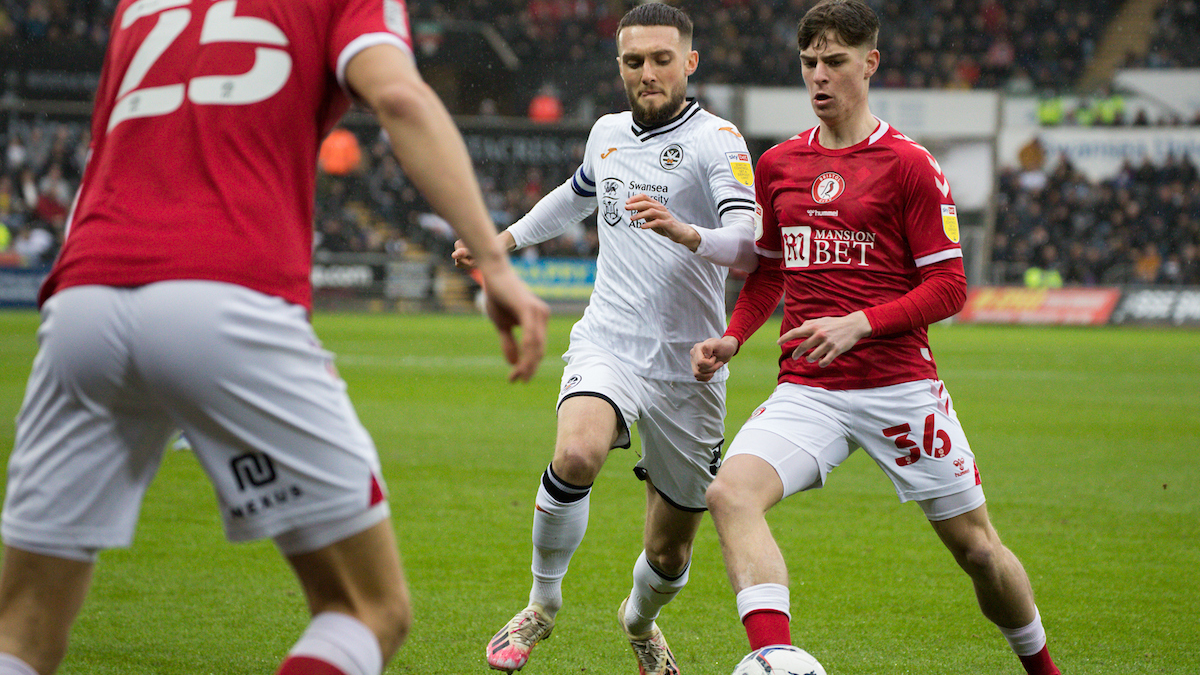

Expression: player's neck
xmin=818 ymin=107 xmax=876 ymax=150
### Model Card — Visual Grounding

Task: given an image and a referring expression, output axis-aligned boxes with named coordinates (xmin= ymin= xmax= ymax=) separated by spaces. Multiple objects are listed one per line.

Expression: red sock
xmin=1018 ymin=645 xmax=1061 ymax=675
xmin=743 ymin=609 xmax=791 ymax=651
xmin=276 ymin=656 xmax=347 ymax=675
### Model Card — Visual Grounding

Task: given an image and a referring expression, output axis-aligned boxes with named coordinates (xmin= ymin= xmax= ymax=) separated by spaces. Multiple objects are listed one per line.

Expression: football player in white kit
xmin=453 ymin=4 xmax=756 ymax=674
xmin=0 ymin=1 xmax=549 ymax=675
xmin=691 ymin=2 xmax=1062 ymax=674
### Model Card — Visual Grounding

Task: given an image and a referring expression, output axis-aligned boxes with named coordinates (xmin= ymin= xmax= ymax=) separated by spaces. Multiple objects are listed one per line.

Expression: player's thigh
xmin=850 ymin=380 xmax=980 ymax=505
xmin=130 ymin=281 xmax=387 ymax=550
xmin=2 ymin=286 xmax=174 ymax=559
xmin=634 ymin=378 xmax=726 ymax=511
xmin=556 ymin=348 xmax=641 ymax=451
xmin=726 ymin=383 xmax=853 ymax=499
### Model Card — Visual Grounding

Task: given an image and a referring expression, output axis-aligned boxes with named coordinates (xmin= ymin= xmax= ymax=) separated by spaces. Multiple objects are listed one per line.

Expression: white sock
xmin=529 ymin=465 xmax=591 ymax=617
xmin=624 ymin=550 xmax=689 ymax=635
xmin=735 ymin=583 xmax=792 ymax=621
xmin=0 ymin=654 xmax=38 ymax=675
xmin=285 ymin=612 xmax=382 ymax=675
xmin=997 ymin=607 xmax=1047 ymax=657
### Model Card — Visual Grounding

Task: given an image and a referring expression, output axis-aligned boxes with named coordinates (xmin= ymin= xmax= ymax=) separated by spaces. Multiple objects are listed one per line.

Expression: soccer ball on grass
xmin=732 ymin=645 xmax=827 ymax=675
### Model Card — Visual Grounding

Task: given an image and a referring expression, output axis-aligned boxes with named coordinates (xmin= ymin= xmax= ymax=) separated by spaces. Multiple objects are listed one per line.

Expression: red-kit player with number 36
xmin=0 ymin=1 xmax=548 ymax=675
xmin=691 ymin=1 xmax=1062 ymax=674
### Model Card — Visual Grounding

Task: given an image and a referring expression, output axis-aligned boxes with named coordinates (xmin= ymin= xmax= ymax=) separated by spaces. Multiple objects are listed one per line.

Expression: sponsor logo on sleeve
xmin=754 ymin=203 xmax=764 ymax=241
xmin=718 ymin=126 xmax=743 ymax=138
xmin=941 ymin=204 xmax=960 ymax=243
xmin=726 ymin=151 xmax=754 ymax=187
xmin=811 ymin=171 xmax=845 ymax=204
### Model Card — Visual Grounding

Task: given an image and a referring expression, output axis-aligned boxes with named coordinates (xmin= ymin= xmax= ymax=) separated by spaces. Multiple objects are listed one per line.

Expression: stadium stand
xmin=1 ymin=0 xmax=1197 ymax=295
xmin=992 ymin=151 xmax=1200 ymax=286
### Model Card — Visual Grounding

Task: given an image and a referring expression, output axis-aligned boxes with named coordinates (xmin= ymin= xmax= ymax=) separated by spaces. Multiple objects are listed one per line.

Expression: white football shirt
xmin=509 ymin=99 xmax=756 ymax=381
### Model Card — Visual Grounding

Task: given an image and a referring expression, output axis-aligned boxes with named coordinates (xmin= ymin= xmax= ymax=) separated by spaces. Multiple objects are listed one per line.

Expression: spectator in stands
xmin=994 ymin=152 xmax=1200 ymax=287
xmin=528 ymin=83 xmax=564 ymax=123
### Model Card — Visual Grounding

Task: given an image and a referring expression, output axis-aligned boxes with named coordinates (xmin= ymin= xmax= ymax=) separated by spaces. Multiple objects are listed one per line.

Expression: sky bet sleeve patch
xmin=726 ymin=151 xmax=754 ymax=187
xmin=941 ymin=203 xmax=960 ymax=243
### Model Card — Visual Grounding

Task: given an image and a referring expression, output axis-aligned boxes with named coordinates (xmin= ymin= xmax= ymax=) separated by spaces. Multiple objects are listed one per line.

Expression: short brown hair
xmin=616 ymin=2 xmax=694 ymax=43
xmin=796 ymin=0 xmax=879 ymax=52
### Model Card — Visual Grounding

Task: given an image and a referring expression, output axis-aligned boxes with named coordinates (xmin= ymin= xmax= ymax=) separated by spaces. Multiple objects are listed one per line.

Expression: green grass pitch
xmin=0 ymin=309 xmax=1197 ymax=674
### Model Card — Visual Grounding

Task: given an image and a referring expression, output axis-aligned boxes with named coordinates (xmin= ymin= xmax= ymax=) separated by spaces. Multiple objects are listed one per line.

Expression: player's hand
xmin=779 ymin=311 xmax=872 ymax=368
xmin=451 ymin=238 xmax=476 ymax=270
xmin=627 ymin=194 xmax=701 ymax=251
xmin=691 ymin=336 xmax=740 ymax=382
xmin=478 ymin=268 xmax=550 ymax=382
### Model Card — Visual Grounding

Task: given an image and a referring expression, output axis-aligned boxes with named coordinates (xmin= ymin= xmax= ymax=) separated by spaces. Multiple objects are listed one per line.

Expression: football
xmin=731 ymin=645 xmax=827 ymax=675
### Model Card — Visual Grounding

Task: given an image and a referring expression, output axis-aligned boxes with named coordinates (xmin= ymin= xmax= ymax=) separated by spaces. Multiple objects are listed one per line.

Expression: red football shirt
xmin=41 ymin=0 xmax=413 ymax=309
xmin=726 ymin=120 xmax=964 ymax=389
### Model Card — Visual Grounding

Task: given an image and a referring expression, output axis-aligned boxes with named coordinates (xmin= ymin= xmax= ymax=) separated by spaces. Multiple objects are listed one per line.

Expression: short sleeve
xmin=331 ymin=0 xmax=414 ymax=89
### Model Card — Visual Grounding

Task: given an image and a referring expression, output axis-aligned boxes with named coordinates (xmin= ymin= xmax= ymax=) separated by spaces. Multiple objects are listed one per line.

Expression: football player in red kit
xmin=691 ymin=2 xmax=1061 ymax=674
xmin=0 ymin=1 xmax=547 ymax=674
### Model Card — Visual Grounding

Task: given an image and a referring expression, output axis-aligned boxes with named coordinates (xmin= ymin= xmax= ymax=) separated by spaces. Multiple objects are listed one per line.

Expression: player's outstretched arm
xmin=452 ymin=231 xmax=516 ymax=270
xmin=691 ymin=336 xmax=740 ymax=382
xmin=346 ymin=44 xmax=548 ymax=382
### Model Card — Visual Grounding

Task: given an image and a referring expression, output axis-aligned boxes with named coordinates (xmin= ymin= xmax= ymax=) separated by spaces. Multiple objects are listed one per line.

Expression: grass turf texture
xmin=0 ymin=309 xmax=1197 ymax=674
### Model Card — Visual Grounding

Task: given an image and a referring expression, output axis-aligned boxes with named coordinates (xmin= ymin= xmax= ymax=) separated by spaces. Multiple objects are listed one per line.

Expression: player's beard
xmin=627 ymin=82 xmax=687 ymax=128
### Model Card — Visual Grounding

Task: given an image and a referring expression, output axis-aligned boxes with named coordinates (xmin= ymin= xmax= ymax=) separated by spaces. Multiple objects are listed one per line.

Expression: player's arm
xmin=452 ymin=176 xmax=596 ymax=268
xmin=691 ymin=255 xmax=785 ymax=381
xmin=345 ymin=44 xmax=549 ymax=382
xmin=781 ymin=258 xmax=965 ymax=367
xmin=630 ymin=198 xmax=758 ymax=272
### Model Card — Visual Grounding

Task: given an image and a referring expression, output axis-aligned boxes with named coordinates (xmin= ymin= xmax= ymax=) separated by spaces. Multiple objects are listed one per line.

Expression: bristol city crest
xmin=811 ymin=171 xmax=845 ymax=204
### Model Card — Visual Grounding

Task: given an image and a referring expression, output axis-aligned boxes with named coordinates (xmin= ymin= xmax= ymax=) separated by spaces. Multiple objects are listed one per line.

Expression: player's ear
xmin=685 ymin=49 xmax=699 ymax=76
xmin=864 ymin=48 xmax=880 ymax=80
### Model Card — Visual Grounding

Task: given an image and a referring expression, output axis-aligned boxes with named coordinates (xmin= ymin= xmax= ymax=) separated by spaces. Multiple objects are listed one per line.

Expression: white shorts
xmin=2 ymin=282 xmax=389 ymax=561
xmin=557 ymin=343 xmax=725 ymax=511
xmin=727 ymin=380 xmax=984 ymax=514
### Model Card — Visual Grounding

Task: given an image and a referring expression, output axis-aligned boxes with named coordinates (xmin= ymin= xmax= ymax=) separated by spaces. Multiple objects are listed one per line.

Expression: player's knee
xmin=956 ymin=539 xmax=1002 ymax=578
xmin=705 ymin=474 xmax=745 ymax=517
xmin=644 ymin=542 xmax=692 ymax=577
xmin=552 ymin=446 xmax=605 ymax=485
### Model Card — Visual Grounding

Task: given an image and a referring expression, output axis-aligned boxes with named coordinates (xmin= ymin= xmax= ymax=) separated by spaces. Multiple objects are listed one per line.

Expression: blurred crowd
xmin=2 ymin=0 xmax=1200 ymax=290
xmin=313 ymin=124 xmax=595 ymax=260
xmin=993 ymin=151 xmax=1200 ymax=287
xmin=0 ymin=119 xmax=86 ymax=266
xmin=0 ymin=0 xmax=114 ymax=45
xmin=1137 ymin=0 xmax=1200 ymax=69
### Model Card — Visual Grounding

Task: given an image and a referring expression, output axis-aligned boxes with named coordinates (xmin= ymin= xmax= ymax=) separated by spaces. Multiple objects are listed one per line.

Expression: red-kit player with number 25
xmin=691 ymin=1 xmax=1062 ymax=674
xmin=0 ymin=1 xmax=549 ymax=675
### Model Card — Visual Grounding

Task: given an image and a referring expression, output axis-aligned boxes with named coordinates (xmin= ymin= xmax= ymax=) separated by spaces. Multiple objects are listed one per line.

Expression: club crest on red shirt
xmin=811 ymin=171 xmax=845 ymax=204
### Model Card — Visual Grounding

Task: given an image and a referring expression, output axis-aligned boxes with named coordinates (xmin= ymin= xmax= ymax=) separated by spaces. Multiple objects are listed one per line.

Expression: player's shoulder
xmin=690 ymin=107 xmax=747 ymax=141
xmin=873 ymin=121 xmax=937 ymax=165
xmin=591 ymin=111 xmax=632 ymax=136
xmin=759 ymin=127 xmax=818 ymax=166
